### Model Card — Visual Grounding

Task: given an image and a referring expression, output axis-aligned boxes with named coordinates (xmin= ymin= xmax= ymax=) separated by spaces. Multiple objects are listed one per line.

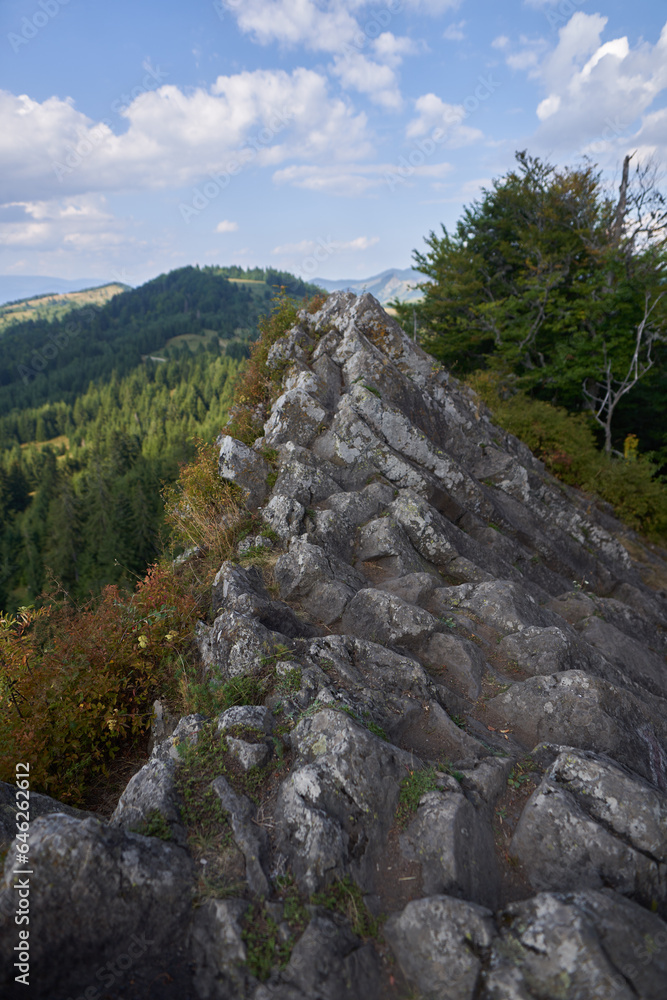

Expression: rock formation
xmin=1 ymin=292 xmax=667 ymax=999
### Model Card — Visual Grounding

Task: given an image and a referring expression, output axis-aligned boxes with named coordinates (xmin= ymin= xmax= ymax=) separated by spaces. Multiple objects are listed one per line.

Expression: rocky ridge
xmin=1 ymin=291 xmax=667 ymax=999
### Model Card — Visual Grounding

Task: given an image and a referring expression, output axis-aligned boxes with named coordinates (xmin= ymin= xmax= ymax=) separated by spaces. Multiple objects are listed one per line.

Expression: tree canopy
xmin=399 ymin=151 xmax=667 ymax=456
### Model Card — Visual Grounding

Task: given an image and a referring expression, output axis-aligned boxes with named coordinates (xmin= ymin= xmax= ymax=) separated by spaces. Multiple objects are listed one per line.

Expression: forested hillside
xmin=0 ymin=266 xmax=319 ymax=611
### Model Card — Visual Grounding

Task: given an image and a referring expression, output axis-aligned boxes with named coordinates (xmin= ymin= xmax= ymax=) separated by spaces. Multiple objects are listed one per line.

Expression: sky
xmin=1 ymin=0 xmax=666 ymax=288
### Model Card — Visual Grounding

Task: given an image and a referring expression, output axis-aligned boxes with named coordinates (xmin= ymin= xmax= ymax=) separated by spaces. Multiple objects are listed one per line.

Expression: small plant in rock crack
xmin=441 ymin=617 xmax=457 ymax=628
xmin=275 ymin=665 xmax=302 ymax=695
xmin=451 ymin=714 xmax=467 ymax=730
xmin=395 ymin=766 xmax=441 ymax=828
xmin=130 ymin=808 xmax=172 ymax=841
xmin=242 ymin=903 xmax=293 ymax=980
xmin=275 ymin=873 xmax=310 ymax=936
xmin=311 ymin=876 xmax=381 ymax=939
xmin=507 ymin=756 xmax=536 ymax=791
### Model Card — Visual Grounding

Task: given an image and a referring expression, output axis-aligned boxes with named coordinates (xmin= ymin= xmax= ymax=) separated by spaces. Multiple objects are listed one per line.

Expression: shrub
xmin=162 ymin=437 xmax=245 ymax=560
xmin=468 ymin=371 xmax=667 ymax=541
xmin=0 ymin=564 xmax=196 ymax=805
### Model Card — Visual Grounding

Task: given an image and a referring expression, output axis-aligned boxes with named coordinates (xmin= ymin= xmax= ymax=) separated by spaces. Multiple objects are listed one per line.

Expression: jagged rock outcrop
xmin=2 ymin=291 xmax=667 ymax=999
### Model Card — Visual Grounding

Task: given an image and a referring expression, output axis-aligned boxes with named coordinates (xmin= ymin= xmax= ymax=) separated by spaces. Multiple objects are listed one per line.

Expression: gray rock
xmin=511 ymin=748 xmax=667 ymax=913
xmin=151 ymin=712 xmax=207 ymax=763
xmin=227 ymin=737 xmax=270 ymax=771
xmin=261 ymin=494 xmax=306 ymax=542
xmin=385 ymin=895 xmax=496 ymax=1000
xmin=211 ymin=776 xmax=270 ymax=897
xmin=341 ymin=588 xmax=439 ymax=649
xmin=355 ymin=516 xmax=425 ymax=577
xmin=263 ymin=388 xmax=328 ymax=449
xmin=263 ymin=915 xmax=380 ymax=1000
xmin=498 ymin=624 xmax=589 ymax=675
xmin=455 ymin=579 xmax=558 ymax=633
xmin=275 ymin=537 xmax=363 ymax=624
xmin=0 ymin=781 xmax=94 ymax=856
xmin=218 ymin=704 xmax=273 ymax=736
xmin=378 ymin=571 xmax=439 ymax=606
xmin=199 ymin=610 xmax=280 ymax=678
xmin=487 ymin=671 xmax=667 ymax=788
xmin=482 ymin=889 xmax=667 ymax=1000
xmin=219 ymin=435 xmax=269 ymax=507
xmin=212 ymin=561 xmax=315 ymax=639
xmin=272 ymin=442 xmax=343 ymax=506
xmin=275 ymin=707 xmax=413 ymax=893
xmin=420 ymin=632 xmax=488 ymax=699
xmin=400 ymin=787 xmax=500 ymax=908
xmin=111 ymin=757 xmax=186 ymax=847
xmin=575 ymin=615 xmax=667 ymax=699
xmin=0 ymin=814 xmax=194 ymax=999
xmin=189 ymin=898 xmax=251 ymax=1000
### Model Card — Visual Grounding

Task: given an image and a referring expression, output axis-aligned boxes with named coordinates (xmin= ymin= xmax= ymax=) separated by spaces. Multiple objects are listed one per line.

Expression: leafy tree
xmin=401 ymin=151 xmax=667 ymax=454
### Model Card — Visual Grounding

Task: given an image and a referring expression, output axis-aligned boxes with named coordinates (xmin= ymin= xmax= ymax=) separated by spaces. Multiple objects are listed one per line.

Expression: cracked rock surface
xmin=2 ymin=291 xmax=667 ymax=999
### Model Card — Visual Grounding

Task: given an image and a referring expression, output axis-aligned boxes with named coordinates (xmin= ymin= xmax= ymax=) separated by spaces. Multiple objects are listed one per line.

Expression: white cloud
xmin=230 ymin=0 xmax=358 ymax=52
xmin=272 ymin=234 xmax=378 ymax=254
xmin=443 ymin=21 xmax=465 ymax=41
xmin=530 ymin=14 xmax=667 ymax=156
xmin=406 ymin=94 xmax=484 ymax=147
xmin=228 ymin=0 xmax=461 ymax=51
xmin=331 ymin=52 xmax=402 ymax=109
xmin=273 ymin=160 xmax=453 ymax=195
xmin=0 ymin=69 xmax=372 ymax=203
xmin=215 ymin=220 xmax=238 ymax=232
xmin=0 ymin=194 xmax=123 ymax=251
xmin=507 ymin=49 xmax=541 ymax=71
xmin=372 ymin=32 xmax=419 ymax=67
xmin=492 ymin=35 xmax=509 ymax=50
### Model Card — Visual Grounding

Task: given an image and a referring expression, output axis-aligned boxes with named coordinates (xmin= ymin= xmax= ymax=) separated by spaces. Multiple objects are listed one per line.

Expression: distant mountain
xmin=0 ymin=275 xmax=116 ymax=307
xmin=313 ymin=268 xmax=427 ymax=305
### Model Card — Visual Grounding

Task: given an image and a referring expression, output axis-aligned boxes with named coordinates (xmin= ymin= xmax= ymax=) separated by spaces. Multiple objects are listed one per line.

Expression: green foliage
xmin=311 ymin=876 xmax=380 ymax=939
xmin=242 ymin=904 xmax=293 ymax=980
xmin=0 ymin=563 xmax=197 ymax=804
xmin=470 ymin=372 xmax=667 ymax=540
xmin=130 ymin=808 xmax=172 ymax=841
xmin=223 ymin=289 xmax=301 ymax=446
xmin=399 ymin=151 xmax=667 ymax=457
xmin=395 ymin=766 xmax=441 ymax=828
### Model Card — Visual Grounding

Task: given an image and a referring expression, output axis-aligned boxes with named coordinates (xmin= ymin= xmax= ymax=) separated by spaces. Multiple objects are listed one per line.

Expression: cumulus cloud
xmin=531 ymin=14 xmax=667 ymax=156
xmin=372 ymin=32 xmax=419 ymax=67
xmin=215 ymin=220 xmax=238 ymax=232
xmin=0 ymin=194 xmax=123 ymax=251
xmin=406 ymin=93 xmax=484 ymax=147
xmin=331 ymin=51 xmax=402 ymax=109
xmin=0 ymin=69 xmax=372 ymax=204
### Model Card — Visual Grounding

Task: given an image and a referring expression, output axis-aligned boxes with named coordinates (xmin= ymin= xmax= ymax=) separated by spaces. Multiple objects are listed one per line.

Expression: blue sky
xmin=1 ymin=0 xmax=666 ymax=287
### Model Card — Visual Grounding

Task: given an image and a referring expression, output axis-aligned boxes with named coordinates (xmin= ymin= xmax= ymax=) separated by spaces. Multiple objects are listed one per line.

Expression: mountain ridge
xmin=1 ymin=291 xmax=665 ymax=999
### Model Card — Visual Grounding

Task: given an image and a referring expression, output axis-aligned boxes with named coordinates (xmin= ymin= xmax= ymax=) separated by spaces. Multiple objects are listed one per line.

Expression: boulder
xmin=482 ymin=889 xmax=667 ymax=1000
xmin=487 ymin=671 xmax=667 ymax=788
xmin=400 ymin=787 xmax=500 ymax=908
xmin=384 ymin=895 xmax=495 ymax=1000
xmin=219 ymin=435 xmax=269 ymax=507
xmin=0 ymin=815 xmax=194 ymax=999
xmin=511 ymin=747 xmax=667 ymax=913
